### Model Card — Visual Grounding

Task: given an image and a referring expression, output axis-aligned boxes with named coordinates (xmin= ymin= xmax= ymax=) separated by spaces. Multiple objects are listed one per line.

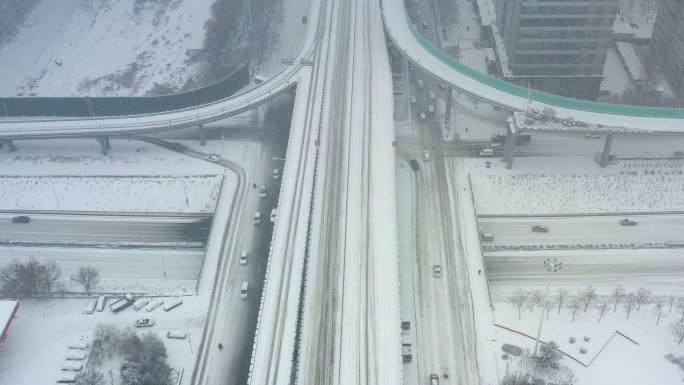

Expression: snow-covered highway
xmin=479 ymin=214 xmax=684 ymax=247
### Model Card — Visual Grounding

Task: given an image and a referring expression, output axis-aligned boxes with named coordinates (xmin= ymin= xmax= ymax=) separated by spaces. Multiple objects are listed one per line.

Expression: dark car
xmin=620 ymin=219 xmax=637 ymax=226
xmin=302 ymin=16 xmax=308 ymax=24
xmin=532 ymin=225 xmax=549 ymax=233
xmin=409 ymin=160 xmax=420 ymax=171
xmin=12 ymin=216 xmax=30 ymax=223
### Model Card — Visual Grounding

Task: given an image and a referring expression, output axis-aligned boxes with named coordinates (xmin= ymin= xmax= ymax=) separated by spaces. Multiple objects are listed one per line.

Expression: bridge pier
xmin=3 ymin=140 xmax=17 ymax=152
xmin=600 ymin=133 xmax=614 ymax=168
xmin=198 ymin=123 xmax=206 ymax=146
xmin=96 ymin=137 xmax=109 ymax=156
xmin=445 ymin=87 xmax=453 ymax=124
xmin=503 ymin=122 xmax=517 ymax=169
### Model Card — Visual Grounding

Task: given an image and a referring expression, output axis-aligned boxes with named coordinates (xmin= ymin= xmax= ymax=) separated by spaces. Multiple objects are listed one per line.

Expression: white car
xmin=270 ymin=208 xmax=278 ymax=223
xmin=273 ymin=169 xmax=280 ymax=180
xmin=259 ymin=186 xmax=267 ymax=198
xmin=433 ymin=265 xmax=442 ymax=278
xmin=135 ymin=318 xmax=155 ymax=328
xmin=205 ymin=154 xmax=220 ymax=163
xmin=424 ymin=151 xmax=431 ymax=161
xmin=240 ymin=250 xmax=248 ymax=265
xmin=585 ymin=133 xmax=602 ymax=139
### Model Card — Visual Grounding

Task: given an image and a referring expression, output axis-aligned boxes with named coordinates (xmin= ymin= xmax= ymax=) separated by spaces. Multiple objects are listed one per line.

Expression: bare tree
xmin=623 ymin=293 xmax=637 ymax=318
xmin=508 ymin=289 xmax=528 ymax=319
xmin=635 ymin=287 xmax=652 ymax=310
xmin=0 ymin=261 xmax=22 ymax=296
xmin=568 ymin=295 xmax=583 ymax=322
xmin=71 ymin=266 xmax=101 ymax=296
xmin=676 ymin=299 xmax=684 ymax=322
xmin=40 ymin=259 xmax=62 ymax=294
xmin=545 ymin=298 xmax=554 ymax=320
xmin=667 ymin=294 xmax=678 ymax=312
xmin=653 ymin=297 xmax=667 ymax=325
xmin=669 ymin=321 xmax=684 ymax=345
xmin=553 ymin=288 xmax=569 ymax=314
xmin=527 ymin=289 xmax=544 ymax=313
xmin=580 ymin=286 xmax=598 ymax=312
xmin=595 ymin=296 xmax=610 ymax=323
xmin=638 ymin=0 xmax=658 ymax=22
xmin=609 ymin=285 xmax=626 ymax=313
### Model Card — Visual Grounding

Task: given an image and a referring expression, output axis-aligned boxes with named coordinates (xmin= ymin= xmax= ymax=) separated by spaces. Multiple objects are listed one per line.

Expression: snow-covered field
xmin=471 ymin=174 xmax=684 ymax=215
xmin=0 ymin=0 xmax=213 ymax=97
xmin=0 ymin=175 xmax=222 ymax=213
xmin=492 ymin=299 xmax=684 ymax=384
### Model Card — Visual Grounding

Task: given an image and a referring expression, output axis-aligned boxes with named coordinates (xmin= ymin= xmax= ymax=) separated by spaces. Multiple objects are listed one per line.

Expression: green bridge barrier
xmin=402 ymin=8 xmax=684 ymax=119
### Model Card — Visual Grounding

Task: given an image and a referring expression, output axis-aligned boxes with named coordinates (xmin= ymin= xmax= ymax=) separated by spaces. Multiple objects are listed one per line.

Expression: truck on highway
xmin=410 ymin=96 xmax=416 ymax=106
xmin=428 ymin=105 xmax=434 ymax=115
xmin=109 ymin=293 xmax=135 ymax=313
xmin=491 ymin=132 xmax=531 ymax=145
xmin=418 ymin=80 xmax=424 ymax=89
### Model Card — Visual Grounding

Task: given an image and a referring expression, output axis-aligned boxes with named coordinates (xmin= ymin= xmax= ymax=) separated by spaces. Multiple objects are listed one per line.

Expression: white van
xmin=420 ymin=112 xmax=426 ymax=121
xmin=479 ymin=148 xmax=494 ymax=156
xmin=410 ymin=96 xmax=416 ymax=106
xmin=240 ymin=282 xmax=249 ymax=300
xmin=145 ymin=299 xmax=164 ymax=312
xmin=253 ymin=212 xmax=261 ymax=225
xmin=56 ymin=373 xmax=78 ymax=383
xmin=417 ymin=80 xmax=424 ymax=89
xmin=95 ymin=295 xmax=107 ymax=312
xmin=163 ymin=297 xmax=183 ymax=312
xmin=428 ymin=105 xmax=435 ymax=115
xmin=85 ymin=301 xmax=96 ymax=314
xmin=240 ymin=250 xmax=248 ymax=265
xmin=270 ymin=208 xmax=278 ymax=223
xmin=273 ymin=169 xmax=280 ymax=180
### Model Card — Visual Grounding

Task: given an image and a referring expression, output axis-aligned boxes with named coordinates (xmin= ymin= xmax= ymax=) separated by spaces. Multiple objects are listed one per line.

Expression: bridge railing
xmin=400 ymin=7 xmax=684 ymax=119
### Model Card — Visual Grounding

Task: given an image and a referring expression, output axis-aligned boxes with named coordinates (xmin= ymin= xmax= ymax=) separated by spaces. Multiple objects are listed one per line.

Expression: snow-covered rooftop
xmin=615 ymin=42 xmax=646 ymax=81
xmin=0 ymin=301 xmax=19 ymax=341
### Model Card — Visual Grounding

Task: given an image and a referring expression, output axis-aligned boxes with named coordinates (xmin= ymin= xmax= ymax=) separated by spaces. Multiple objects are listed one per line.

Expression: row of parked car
xmin=84 ymin=294 xmax=183 ymax=314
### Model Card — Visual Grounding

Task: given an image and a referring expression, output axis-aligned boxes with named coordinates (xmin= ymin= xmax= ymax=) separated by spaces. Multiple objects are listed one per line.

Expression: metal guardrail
xmin=399 ymin=7 xmax=684 ymax=119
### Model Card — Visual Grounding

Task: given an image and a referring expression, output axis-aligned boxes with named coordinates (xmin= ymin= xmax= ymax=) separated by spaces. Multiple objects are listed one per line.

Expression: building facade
xmin=652 ymin=0 xmax=684 ymax=97
xmin=493 ymin=0 xmax=618 ymax=99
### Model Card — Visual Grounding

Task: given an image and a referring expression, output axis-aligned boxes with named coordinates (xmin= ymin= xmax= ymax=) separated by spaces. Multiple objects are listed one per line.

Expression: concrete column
xmin=5 ymin=140 xmax=16 ymax=152
xmin=502 ymin=130 xmax=512 ymax=163
xmin=445 ymin=87 xmax=453 ymax=124
xmin=505 ymin=127 xmax=518 ymax=170
xmin=600 ymin=133 xmax=614 ymax=168
xmin=97 ymin=137 xmax=108 ymax=156
xmin=104 ymin=137 xmax=111 ymax=149
xmin=85 ymin=96 xmax=95 ymax=117
xmin=198 ymin=123 xmax=206 ymax=146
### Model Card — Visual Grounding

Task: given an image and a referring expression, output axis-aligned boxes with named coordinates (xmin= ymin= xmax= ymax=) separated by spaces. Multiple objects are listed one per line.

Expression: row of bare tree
xmin=0 ymin=257 xmax=100 ymax=297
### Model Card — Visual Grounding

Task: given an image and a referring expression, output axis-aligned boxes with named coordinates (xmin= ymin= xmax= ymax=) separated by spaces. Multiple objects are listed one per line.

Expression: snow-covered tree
xmin=580 ymin=286 xmax=598 ymax=313
xmin=652 ymin=297 xmax=667 ymax=325
xmin=76 ymin=367 xmax=105 ymax=385
xmin=623 ymin=293 xmax=637 ymax=318
xmin=534 ymin=341 xmax=563 ymax=371
xmin=675 ymin=299 xmax=684 ymax=322
xmin=527 ymin=289 xmax=544 ymax=313
xmin=595 ymin=297 xmax=609 ymax=323
xmin=71 ymin=266 xmax=100 ymax=296
xmin=608 ymin=285 xmax=626 ymax=313
xmin=568 ymin=295 xmax=583 ymax=322
xmin=553 ymin=288 xmax=569 ymax=314
xmin=40 ymin=259 xmax=62 ymax=294
xmin=668 ymin=321 xmax=684 ymax=345
xmin=508 ymin=289 xmax=528 ymax=319
xmin=634 ymin=287 xmax=652 ymax=310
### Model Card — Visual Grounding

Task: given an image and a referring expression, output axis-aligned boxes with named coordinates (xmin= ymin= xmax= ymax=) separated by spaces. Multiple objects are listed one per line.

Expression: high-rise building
xmin=652 ymin=0 xmax=684 ymax=97
xmin=492 ymin=0 xmax=618 ymax=99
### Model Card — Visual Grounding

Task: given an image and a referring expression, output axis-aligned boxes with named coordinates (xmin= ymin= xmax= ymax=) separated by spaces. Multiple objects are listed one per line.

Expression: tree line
xmin=0 ymin=257 xmax=101 ymax=297
xmin=507 ymin=285 xmax=684 ymax=345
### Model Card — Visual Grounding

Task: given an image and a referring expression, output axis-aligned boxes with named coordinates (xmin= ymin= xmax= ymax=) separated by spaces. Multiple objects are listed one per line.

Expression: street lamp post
xmin=533 ymin=258 xmax=562 ymax=356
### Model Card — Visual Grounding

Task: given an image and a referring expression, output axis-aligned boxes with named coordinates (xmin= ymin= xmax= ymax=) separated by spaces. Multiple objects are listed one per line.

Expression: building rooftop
xmin=615 ymin=41 xmax=647 ymax=81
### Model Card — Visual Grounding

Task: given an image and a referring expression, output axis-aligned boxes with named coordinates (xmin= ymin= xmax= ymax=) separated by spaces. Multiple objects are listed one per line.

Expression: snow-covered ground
xmin=471 ymin=173 xmax=684 ymax=215
xmin=0 ymin=0 xmax=213 ymax=97
xmin=492 ymin=299 xmax=684 ymax=384
xmin=0 ymin=175 xmax=222 ymax=213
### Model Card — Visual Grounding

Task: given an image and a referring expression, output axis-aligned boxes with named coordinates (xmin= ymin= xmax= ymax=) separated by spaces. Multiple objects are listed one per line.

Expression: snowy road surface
xmin=485 ymin=248 xmax=684 ymax=297
xmin=479 ymin=214 xmax=684 ymax=246
xmin=0 ymin=213 xmax=211 ymax=244
xmin=0 ymin=246 xmax=203 ymax=280
xmin=295 ymin=0 xmax=401 ymax=382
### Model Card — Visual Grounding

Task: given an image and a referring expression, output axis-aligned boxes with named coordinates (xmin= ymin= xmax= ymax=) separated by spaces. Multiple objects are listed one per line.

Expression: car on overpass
xmin=433 ymin=265 xmax=442 ymax=278
xmin=12 ymin=216 xmax=30 ymax=223
xmin=620 ymin=219 xmax=638 ymax=226
xmin=532 ymin=225 xmax=549 ymax=233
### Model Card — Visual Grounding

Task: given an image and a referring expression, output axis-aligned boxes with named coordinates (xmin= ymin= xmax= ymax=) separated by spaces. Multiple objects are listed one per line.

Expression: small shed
xmin=0 ymin=301 xmax=19 ymax=345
